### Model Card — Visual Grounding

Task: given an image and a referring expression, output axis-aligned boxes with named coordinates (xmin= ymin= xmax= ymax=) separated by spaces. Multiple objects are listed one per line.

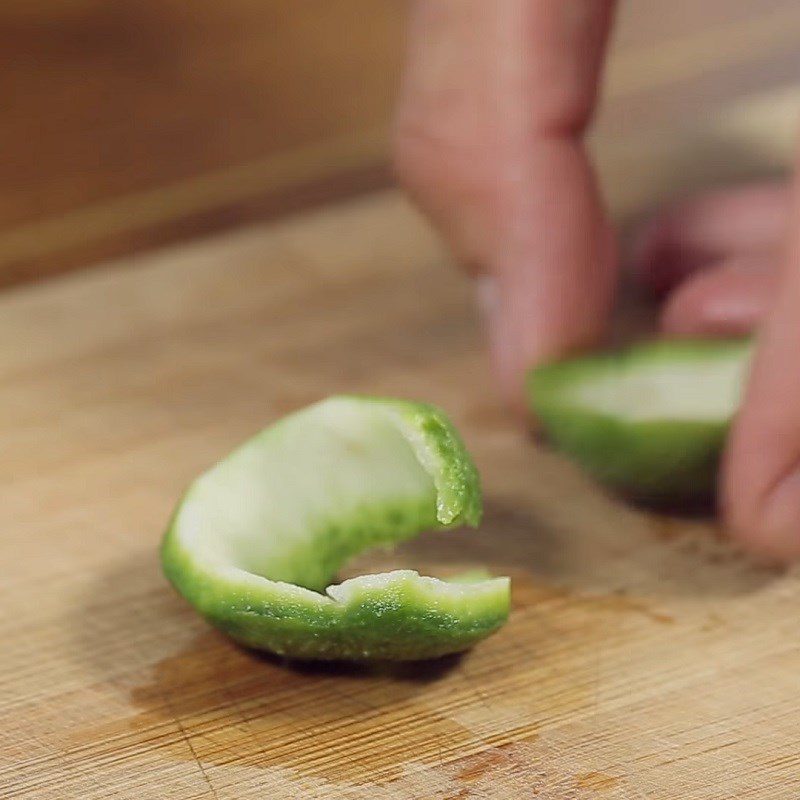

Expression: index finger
xmin=395 ymin=1 xmax=618 ymax=407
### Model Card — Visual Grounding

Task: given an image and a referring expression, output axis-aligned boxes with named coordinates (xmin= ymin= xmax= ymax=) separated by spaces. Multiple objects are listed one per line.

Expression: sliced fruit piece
xmin=161 ymin=396 xmax=509 ymax=660
xmin=527 ymin=339 xmax=753 ymax=499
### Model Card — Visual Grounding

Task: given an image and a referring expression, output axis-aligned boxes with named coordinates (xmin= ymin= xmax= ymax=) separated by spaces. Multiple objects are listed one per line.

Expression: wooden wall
xmin=2 ymin=0 xmax=799 ymax=286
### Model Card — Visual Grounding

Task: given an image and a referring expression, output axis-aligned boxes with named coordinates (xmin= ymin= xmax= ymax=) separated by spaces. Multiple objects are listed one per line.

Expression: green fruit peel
xmin=527 ymin=339 xmax=753 ymax=499
xmin=161 ymin=396 xmax=509 ymax=660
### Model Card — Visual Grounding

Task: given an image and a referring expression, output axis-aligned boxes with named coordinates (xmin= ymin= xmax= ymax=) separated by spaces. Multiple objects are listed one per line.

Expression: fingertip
xmin=723 ymin=497 xmax=800 ymax=566
xmin=628 ymin=181 xmax=788 ymax=296
xmin=722 ymin=449 xmax=800 ymax=565
xmin=659 ymin=279 xmax=701 ymax=337
xmin=659 ymin=260 xmax=774 ymax=338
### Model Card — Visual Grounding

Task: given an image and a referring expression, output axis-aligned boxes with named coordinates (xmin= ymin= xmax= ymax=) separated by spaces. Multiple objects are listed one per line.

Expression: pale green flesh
xmin=161 ymin=396 xmax=509 ymax=660
xmin=528 ymin=340 xmax=753 ymax=499
xmin=568 ymin=346 xmax=748 ymax=422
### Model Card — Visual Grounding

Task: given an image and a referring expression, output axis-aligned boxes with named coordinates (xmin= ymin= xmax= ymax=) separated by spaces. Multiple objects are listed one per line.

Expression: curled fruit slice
xmin=161 ymin=396 xmax=509 ymax=660
xmin=527 ymin=339 xmax=753 ymax=500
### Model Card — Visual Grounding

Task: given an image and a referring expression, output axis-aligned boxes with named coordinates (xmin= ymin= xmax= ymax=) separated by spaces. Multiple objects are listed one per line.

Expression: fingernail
xmin=475 ymin=276 xmax=506 ymax=363
xmin=755 ymin=467 xmax=800 ymax=561
xmin=475 ymin=275 xmax=498 ymax=321
xmin=475 ymin=276 xmax=527 ymax=416
xmin=475 ymin=275 xmax=507 ymax=375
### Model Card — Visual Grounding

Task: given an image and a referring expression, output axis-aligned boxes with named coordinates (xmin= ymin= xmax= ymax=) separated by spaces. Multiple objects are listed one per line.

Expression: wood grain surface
xmin=2 ymin=82 xmax=800 ymax=793
xmin=4 ymin=3 xmax=800 ymax=798
xmin=3 ymin=0 xmax=800 ymax=284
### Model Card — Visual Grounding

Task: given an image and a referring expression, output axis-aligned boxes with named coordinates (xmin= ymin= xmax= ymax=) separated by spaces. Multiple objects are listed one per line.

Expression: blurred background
xmin=3 ymin=0 xmax=800 ymax=289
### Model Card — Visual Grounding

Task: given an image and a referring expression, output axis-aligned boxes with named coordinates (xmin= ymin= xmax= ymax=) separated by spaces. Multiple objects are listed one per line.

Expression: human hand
xmin=394 ymin=0 xmax=617 ymax=413
xmin=630 ymin=180 xmax=800 ymax=560
xmin=393 ymin=0 xmax=800 ymax=561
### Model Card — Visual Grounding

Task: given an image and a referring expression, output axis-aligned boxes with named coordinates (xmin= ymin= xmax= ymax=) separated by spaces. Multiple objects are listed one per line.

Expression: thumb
xmin=724 ymin=149 xmax=800 ymax=561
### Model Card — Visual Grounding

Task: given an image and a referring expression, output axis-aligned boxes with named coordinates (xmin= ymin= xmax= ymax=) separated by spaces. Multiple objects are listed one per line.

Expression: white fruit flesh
xmin=162 ymin=396 xmax=509 ymax=660
xmin=569 ymin=346 xmax=751 ymax=422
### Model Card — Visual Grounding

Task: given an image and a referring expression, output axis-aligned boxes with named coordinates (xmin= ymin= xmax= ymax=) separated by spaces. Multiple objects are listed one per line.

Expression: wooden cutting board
xmin=4 ymin=94 xmax=800 ymax=796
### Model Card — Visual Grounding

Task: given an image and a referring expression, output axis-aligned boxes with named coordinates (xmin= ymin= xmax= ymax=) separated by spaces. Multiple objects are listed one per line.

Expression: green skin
xmin=527 ymin=340 xmax=752 ymax=501
xmin=161 ymin=396 xmax=509 ymax=661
